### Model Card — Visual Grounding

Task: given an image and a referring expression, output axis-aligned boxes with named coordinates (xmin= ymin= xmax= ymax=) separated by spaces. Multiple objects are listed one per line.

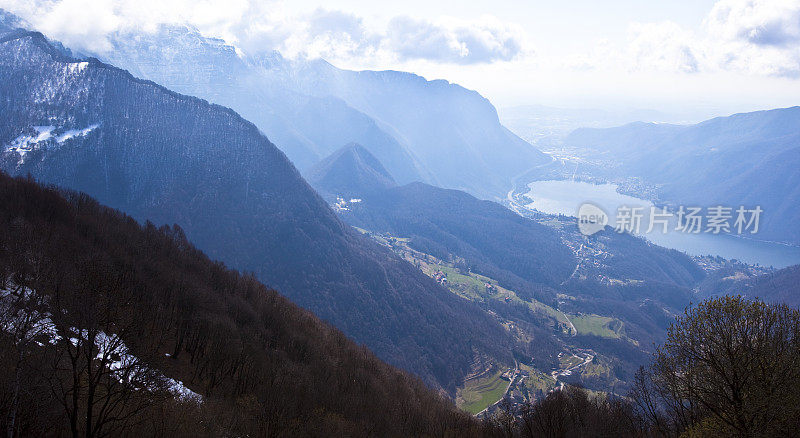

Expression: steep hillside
xmin=308 ymin=143 xmax=396 ymax=200
xmin=0 ymin=30 xmax=513 ymax=391
xmin=700 ymin=263 xmax=800 ymax=308
xmin=565 ymin=107 xmax=800 ymax=245
xmin=0 ymin=172 xmax=488 ymax=437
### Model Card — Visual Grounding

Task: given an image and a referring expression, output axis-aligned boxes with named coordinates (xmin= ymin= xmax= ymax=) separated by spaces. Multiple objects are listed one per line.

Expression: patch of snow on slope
xmin=66 ymin=62 xmax=89 ymax=74
xmin=4 ymin=125 xmax=55 ymax=157
xmin=4 ymin=124 xmax=98 ymax=164
xmin=1 ymin=280 xmax=201 ymax=403
xmin=56 ymin=124 xmax=99 ymax=143
xmin=91 ymin=331 xmax=203 ymax=402
xmin=168 ymin=378 xmax=203 ymax=402
xmin=4 ymin=126 xmax=54 ymax=161
xmin=0 ymin=281 xmax=61 ymax=346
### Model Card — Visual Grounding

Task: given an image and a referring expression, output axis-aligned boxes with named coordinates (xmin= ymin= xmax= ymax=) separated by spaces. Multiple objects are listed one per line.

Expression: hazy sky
xmin=3 ymin=0 xmax=800 ymax=117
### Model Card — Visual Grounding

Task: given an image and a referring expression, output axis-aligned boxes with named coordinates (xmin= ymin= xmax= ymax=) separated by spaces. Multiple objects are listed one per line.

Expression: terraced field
xmin=457 ymin=369 xmax=510 ymax=414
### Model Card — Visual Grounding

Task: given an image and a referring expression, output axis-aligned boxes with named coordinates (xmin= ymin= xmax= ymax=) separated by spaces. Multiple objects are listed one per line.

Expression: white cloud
xmin=704 ymin=0 xmax=800 ymax=77
xmin=627 ymin=21 xmax=700 ymax=74
xmin=0 ymin=0 xmax=525 ymax=65
xmin=563 ymin=0 xmax=800 ymax=78
xmin=2 ymin=0 xmax=797 ymax=80
xmin=301 ymin=9 xmax=381 ymax=60
xmin=5 ymin=0 xmax=122 ymax=52
xmin=707 ymin=0 xmax=800 ymax=47
xmin=386 ymin=15 xmax=524 ymax=64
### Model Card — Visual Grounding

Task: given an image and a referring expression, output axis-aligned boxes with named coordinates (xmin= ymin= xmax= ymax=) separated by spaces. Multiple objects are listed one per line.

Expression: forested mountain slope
xmin=742 ymin=265 xmax=800 ymax=307
xmin=311 ymin=148 xmax=706 ymax=395
xmin=699 ymin=263 xmax=800 ymax=308
xmin=345 ymin=182 xmax=576 ymax=294
xmin=0 ymin=172 xmax=488 ymax=437
xmin=0 ymin=30 xmax=512 ymax=392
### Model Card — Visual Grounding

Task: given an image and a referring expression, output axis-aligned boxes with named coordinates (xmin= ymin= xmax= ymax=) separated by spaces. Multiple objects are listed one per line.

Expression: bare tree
xmin=43 ymin=262 xmax=169 ymax=438
xmin=0 ymin=274 xmax=57 ymax=438
xmin=631 ymin=296 xmax=800 ymax=437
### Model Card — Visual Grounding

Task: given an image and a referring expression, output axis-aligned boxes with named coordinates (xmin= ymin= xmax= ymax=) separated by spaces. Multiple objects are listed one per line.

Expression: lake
xmin=524 ymin=180 xmax=800 ymax=268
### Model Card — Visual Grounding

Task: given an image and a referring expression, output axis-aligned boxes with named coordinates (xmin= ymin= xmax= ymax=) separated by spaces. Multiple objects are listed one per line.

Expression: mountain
xmin=343 ymin=183 xmax=705 ymax=393
xmin=0 ymin=7 xmax=25 ymax=34
xmin=0 ymin=30 xmax=514 ymax=391
xmin=283 ymin=61 xmax=551 ymax=198
xmin=565 ymin=107 xmax=800 ymax=245
xmin=0 ymin=172 xmax=488 ymax=437
xmin=85 ymin=23 xmax=546 ymax=199
xmin=307 ymin=143 xmax=396 ymax=200
xmin=312 ymin=155 xmax=702 ymax=294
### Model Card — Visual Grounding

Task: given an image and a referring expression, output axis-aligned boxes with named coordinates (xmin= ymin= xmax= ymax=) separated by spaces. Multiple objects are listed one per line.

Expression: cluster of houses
xmin=433 ymin=270 xmax=448 ymax=285
xmin=331 ymin=196 xmax=363 ymax=212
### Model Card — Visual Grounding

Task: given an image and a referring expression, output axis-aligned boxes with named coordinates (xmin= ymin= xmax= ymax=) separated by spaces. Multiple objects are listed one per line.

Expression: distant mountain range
xmin=90 ymin=23 xmax=548 ymax=199
xmin=0 ymin=28 xmax=513 ymax=392
xmin=499 ymin=104 xmax=678 ymax=147
xmin=565 ymin=107 xmax=800 ymax=245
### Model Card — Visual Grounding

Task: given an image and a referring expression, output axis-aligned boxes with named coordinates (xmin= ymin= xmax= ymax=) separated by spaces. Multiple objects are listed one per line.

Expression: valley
xmin=357 ymin=227 xmax=639 ymax=412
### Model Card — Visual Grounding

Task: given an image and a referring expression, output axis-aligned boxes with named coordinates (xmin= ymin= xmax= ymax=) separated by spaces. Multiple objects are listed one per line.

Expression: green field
xmin=426 ymin=262 xmax=571 ymax=329
xmin=372 ymin=233 xmax=572 ymax=333
xmin=458 ymin=370 xmax=509 ymax=414
xmin=569 ymin=314 xmax=623 ymax=338
xmin=520 ymin=364 xmax=556 ymax=395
